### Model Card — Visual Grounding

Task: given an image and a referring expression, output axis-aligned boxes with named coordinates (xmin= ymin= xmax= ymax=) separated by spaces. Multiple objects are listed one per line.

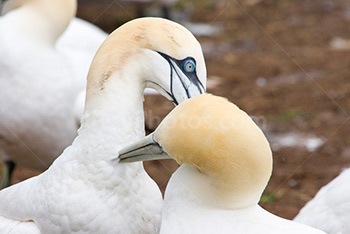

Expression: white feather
xmin=0 ymin=216 xmax=40 ymax=234
xmin=294 ymin=169 xmax=350 ymax=234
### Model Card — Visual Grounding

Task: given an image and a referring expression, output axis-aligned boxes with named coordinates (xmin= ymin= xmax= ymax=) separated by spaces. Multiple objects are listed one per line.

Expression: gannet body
xmin=294 ymin=169 xmax=350 ymax=234
xmin=119 ymin=94 xmax=326 ymax=234
xmin=0 ymin=17 xmax=206 ymax=233
xmin=0 ymin=0 xmax=80 ymax=171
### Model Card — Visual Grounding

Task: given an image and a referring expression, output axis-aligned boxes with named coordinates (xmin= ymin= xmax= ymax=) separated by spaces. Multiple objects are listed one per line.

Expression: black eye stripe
xmin=157 ymin=51 xmax=205 ymax=94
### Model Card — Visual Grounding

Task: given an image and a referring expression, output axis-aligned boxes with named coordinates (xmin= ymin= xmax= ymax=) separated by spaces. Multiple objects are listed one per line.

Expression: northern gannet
xmin=0 ymin=0 xmax=82 ymax=182
xmin=119 ymin=93 xmax=326 ymax=234
xmin=294 ymin=168 xmax=350 ymax=234
xmin=0 ymin=17 xmax=206 ymax=233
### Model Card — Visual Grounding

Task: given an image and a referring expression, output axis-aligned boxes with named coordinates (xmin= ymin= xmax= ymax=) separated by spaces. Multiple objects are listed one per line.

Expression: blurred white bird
xmin=0 ymin=17 xmax=206 ymax=233
xmin=0 ymin=0 xmax=83 ymax=184
xmin=119 ymin=93 xmax=326 ymax=234
xmin=294 ymin=169 xmax=350 ymax=234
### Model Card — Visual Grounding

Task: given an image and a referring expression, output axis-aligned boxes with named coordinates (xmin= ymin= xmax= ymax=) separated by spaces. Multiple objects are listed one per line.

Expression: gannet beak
xmin=0 ymin=0 xmax=8 ymax=15
xmin=118 ymin=134 xmax=170 ymax=163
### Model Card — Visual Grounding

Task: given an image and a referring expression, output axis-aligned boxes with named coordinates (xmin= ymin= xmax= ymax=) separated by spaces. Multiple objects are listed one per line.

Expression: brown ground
xmin=7 ymin=0 xmax=350 ymax=220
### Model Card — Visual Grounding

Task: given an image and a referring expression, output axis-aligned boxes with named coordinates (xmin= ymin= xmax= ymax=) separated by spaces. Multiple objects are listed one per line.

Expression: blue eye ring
xmin=184 ymin=59 xmax=196 ymax=73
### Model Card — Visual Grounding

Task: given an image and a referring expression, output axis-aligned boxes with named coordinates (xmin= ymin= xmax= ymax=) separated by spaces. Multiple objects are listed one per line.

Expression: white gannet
xmin=1 ymin=0 xmax=106 ymax=81
xmin=0 ymin=0 xmax=82 ymax=177
xmin=119 ymin=93 xmax=326 ymax=234
xmin=0 ymin=17 xmax=206 ymax=233
xmin=294 ymin=168 xmax=350 ymax=234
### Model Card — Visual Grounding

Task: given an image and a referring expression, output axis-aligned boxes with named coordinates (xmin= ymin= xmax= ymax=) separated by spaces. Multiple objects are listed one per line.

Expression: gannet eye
xmin=184 ymin=59 xmax=196 ymax=73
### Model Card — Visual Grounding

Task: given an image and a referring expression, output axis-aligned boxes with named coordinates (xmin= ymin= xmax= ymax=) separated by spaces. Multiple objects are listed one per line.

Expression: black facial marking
xmin=147 ymin=80 xmax=178 ymax=105
xmin=157 ymin=51 xmax=204 ymax=99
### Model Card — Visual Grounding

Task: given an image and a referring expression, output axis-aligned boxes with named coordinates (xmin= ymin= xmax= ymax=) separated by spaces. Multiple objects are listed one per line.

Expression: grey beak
xmin=118 ymin=134 xmax=170 ymax=163
xmin=0 ymin=0 xmax=8 ymax=15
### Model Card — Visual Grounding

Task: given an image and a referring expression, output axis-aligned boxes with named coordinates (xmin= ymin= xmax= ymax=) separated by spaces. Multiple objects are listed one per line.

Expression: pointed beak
xmin=0 ymin=0 xmax=7 ymax=15
xmin=118 ymin=134 xmax=170 ymax=163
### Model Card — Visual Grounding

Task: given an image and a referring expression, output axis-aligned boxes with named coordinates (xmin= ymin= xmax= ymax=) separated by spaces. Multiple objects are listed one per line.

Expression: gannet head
xmin=119 ymin=94 xmax=273 ymax=208
xmin=86 ymin=17 xmax=206 ymax=105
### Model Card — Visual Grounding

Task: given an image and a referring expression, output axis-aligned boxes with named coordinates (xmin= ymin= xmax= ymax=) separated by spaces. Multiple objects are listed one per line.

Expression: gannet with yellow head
xmin=0 ymin=18 xmax=206 ymax=233
xmin=119 ymin=94 xmax=326 ymax=234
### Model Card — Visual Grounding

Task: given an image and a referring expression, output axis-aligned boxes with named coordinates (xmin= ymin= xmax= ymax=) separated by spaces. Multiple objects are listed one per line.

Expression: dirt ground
xmin=7 ymin=0 xmax=350 ymax=220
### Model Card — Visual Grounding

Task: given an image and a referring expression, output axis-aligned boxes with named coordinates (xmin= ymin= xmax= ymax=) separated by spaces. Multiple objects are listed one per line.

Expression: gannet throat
xmin=156 ymin=52 xmax=205 ymax=105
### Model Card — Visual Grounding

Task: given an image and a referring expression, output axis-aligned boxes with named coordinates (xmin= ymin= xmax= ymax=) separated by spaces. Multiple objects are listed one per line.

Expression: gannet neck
xmin=156 ymin=94 xmax=273 ymax=209
xmin=77 ymin=69 xmax=145 ymax=159
xmin=3 ymin=0 xmax=76 ymax=46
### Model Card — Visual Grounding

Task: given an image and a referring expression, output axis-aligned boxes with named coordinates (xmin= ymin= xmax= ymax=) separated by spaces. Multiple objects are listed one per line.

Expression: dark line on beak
xmin=157 ymin=52 xmax=181 ymax=104
xmin=171 ymin=62 xmax=191 ymax=99
xmin=197 ymin=79 xmax=205 ymax=93
xmin=146 ymin=80 xmax=178 ymax=105
xmin=0 ymin=0 xmax=7 ymax=15
xmin=121 ymin=152 xmax=165 ymax=160
xmin=119 ymin=142 xmax=158 ymax=156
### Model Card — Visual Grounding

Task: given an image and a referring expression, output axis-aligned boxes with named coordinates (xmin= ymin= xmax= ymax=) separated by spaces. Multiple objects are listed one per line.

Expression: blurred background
xmin=9 ymin=0 xmax=350 ymax=219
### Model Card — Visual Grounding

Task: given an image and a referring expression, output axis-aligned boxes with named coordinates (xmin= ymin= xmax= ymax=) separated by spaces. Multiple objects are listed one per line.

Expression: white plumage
xmin=0 ymin=216 xmax=40 ymax=234
xmin=0 ymin=0 xmax=82 ymax=171
xmin=294 ymin=169 xmax=350 ymax=234
xmin=0 ymin=17 xmax=206 ymax=233
xmin=160 ymin=165 xmax=326 ymax=234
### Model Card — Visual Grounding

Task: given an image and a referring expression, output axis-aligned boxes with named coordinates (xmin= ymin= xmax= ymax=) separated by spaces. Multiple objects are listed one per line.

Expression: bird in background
xmin=0 ymin=0 xmax=82 ymax=187
xmin=0 ymin=17 xmax=206 ymax=233
xmin=119 ymin=93 xmax=326 ymax=234
xmin=294 ymin=168 xmax=350 ymax=234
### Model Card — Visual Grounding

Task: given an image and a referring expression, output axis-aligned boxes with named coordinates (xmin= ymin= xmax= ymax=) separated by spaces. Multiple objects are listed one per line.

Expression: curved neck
xmin=5 ymin=0 xmax=76 ymax=46
xmin=75 ymin=70 xmax=146 ymax=161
